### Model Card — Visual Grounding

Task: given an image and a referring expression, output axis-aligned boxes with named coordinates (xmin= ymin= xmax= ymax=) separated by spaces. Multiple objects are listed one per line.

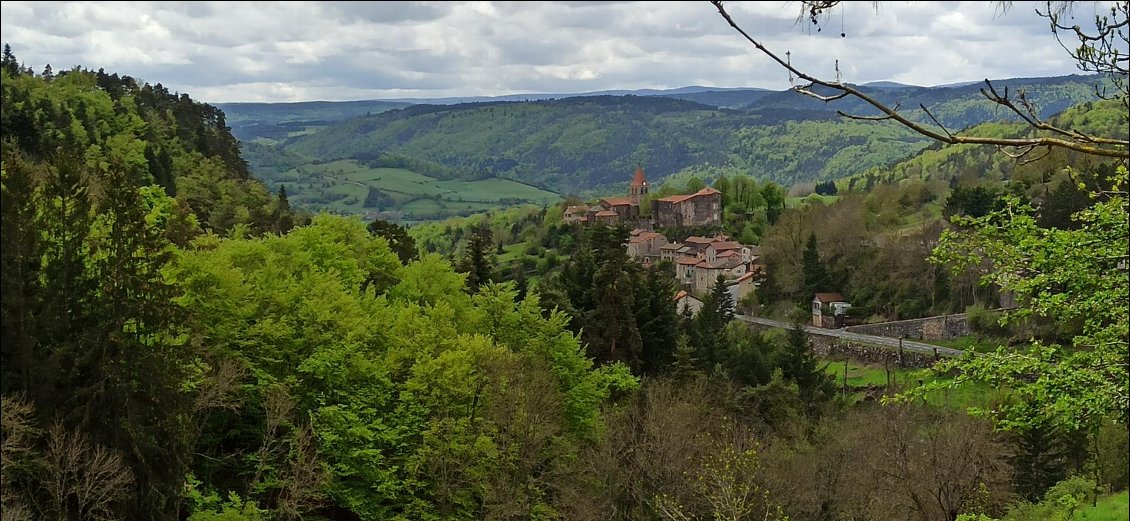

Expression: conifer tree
xmin=801 ymin=232 xmax=830 ymax=303
xmin=777 ymin=323 xmax=835 ymax=416
xmin=694 ymin=275 xmax=736 ymax=367
xmin=458 ymin=223 xmax=494 ymax=293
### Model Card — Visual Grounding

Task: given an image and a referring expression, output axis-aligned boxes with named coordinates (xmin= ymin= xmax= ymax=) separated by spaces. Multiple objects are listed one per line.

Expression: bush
xmin=966 ymin=304 xmax=1008 ymax=339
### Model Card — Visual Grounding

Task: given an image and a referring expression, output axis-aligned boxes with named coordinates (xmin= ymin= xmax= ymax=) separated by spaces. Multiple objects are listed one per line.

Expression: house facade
xmin=626 ymin=230 xmax=669 ymax=263
xmin=812 ymin=292 xmax=851 ymax=328
xmin=653 ymin=187 xmax=722 ymax=228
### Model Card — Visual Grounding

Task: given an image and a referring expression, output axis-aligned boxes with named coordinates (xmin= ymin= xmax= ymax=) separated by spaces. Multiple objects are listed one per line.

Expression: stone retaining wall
xmin=844 ymin=313 xmax=969 ymax=341
xmin=808 ymin=335 xmax=938 ymax=369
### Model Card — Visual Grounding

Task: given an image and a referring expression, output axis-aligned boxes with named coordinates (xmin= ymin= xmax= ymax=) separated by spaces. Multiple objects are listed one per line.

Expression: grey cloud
xmin=320 ymin=1 xmax=450 ymax=24
xmin=0 ymin=1 xmax=1104 ymax=103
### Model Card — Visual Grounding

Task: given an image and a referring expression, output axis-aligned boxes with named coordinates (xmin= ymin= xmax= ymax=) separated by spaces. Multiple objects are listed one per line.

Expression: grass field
xmin=270 ymin=160 xmax=561 ymax=220
xmin=822 ymin=358 xmax=1009 ymax=410
xmin=1078 ymin=491 xmax=1129 ymax=521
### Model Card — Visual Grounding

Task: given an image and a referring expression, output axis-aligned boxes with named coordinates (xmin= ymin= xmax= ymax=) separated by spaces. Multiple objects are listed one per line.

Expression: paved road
xmin=735 ymin=315 xmax=967 ymax=358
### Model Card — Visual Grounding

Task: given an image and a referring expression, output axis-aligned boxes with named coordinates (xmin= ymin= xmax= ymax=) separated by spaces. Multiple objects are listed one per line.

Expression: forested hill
xmin=1 ymin=57 xmax=297 ymax=237
xmin=268 ymin=74 xmax=1110 ymax=194
xmin=216 ymin=99 xmax=412 ymax=142
xmin=743 ymin=74 xmax=1109 ymax=128
xmin=839 ymin=98 xmax=1130 ymax=192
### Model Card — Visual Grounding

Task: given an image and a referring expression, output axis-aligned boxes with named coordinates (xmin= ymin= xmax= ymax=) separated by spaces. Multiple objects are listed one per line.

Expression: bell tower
xmin=629 ymin=166 xmax=648 ymax=203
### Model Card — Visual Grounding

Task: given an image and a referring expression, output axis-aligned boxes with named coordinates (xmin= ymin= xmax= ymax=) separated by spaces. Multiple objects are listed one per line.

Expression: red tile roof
xmin=594 ymin=210 xmax=618 ymax=217
xmin=629 ymin=232 xmax=662 ymax=243
xmin=711 ymin=241 xmax=742 ymax=251
xmin=814 ymin=292 xmax=847 ymax=303
xmin=602 ymin=197 xmax=636 ymax=207
xmin=675 ymin=257 xmax=699 ymax=265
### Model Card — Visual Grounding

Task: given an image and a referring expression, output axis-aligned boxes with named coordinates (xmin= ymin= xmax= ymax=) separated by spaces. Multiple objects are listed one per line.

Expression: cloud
xmin=0 ymin=1 xmax=1110 ymax=103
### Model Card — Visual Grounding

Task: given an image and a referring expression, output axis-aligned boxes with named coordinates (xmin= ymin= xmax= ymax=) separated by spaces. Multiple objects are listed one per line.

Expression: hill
xmin=235 ymin=73 xmax=1112 ymax=216
xmin=216 ymin=99 xmax=412 ymax=142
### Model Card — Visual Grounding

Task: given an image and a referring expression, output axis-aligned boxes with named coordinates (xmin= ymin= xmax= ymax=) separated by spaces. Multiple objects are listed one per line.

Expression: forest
xmin=241 ymin=74 xmax=1110 ymax=204
xmin=1 ymin=37 xmax=1128 ymax=521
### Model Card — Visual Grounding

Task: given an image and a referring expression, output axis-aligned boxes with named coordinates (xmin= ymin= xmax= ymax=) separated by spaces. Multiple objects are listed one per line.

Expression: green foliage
xmin=171 ymin=215 xmax=636 ymax=517
xmin=912 ymin=165 xmax=1128 ymax=432
xmin=801 ymin=232 xmax=832 ymax=303
xmin=251 ymin=159 xmax=561 ymax=220
xmin=368 ymin=218 xmax=418 ymax=264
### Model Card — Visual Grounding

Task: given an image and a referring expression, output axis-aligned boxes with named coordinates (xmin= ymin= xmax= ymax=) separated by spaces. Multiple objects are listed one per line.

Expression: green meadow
xmin=270 ymin=159 xmax=561 ymax=221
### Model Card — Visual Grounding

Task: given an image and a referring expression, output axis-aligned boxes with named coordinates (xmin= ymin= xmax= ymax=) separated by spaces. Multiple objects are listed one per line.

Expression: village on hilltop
xmin=563 ymin=167 xmax=769 ymax=315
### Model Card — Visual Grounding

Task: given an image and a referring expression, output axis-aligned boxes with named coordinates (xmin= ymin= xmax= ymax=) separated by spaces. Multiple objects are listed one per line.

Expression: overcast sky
xmin=0 ymin=1 xmax=1116 ymax=103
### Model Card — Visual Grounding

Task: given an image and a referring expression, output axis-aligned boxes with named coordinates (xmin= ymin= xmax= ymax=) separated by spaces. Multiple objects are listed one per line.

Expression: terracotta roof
xmin=695 ymin=260 xmax=724 ymax=269
xmin=656 ymin=193 xmax=694 ymax=204
xmin=711 ymin=241 xmax=742 ymax=251
xmin=656 ymin=187 xmax=721 ymax=204
xmin=602 ymin=197 xmax=636 ymax=207
xmin=594 ymin=210 xmax=618 ymax=217
xmin=631 ymin=167 xmax=647 ymax=186
xmin=564 ymin=205 xmax=589 ymax=215
xmin=660 ymin=243 xmax=682 ymax=250
xmin=684 ymin=236 xmax=713 ymax=244
xmin=629 ymin=232 xmax=662 ymax=243
xmin=675 ymin=257 xmax=699 ymax=265
xmin=717 ymin=250 xmax=737 ymax=258
xmin=736 ymin=271 xmax=755 ymax=283
xmin=673 ymin=290 xmax=688 ymax=301
xmin=814 ymin=292 xmax=847 ymax=303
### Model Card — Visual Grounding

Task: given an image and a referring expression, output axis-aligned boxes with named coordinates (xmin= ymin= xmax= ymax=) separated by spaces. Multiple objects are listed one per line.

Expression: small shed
xmin=812 ymin=292 xmax=850 ymax=328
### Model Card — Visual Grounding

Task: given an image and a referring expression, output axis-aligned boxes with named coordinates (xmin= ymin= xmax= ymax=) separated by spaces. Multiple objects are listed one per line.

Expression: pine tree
xmin=694 ymin=275 xmax=736 ymax=367
xmin=777 ymin=323 xmax=835 ymax=416
xmin=368 ymin=218 xmax=418 ymax=264
xmin=669 ymin=334 xmax=702 ymax=381
xmin=636 ymin=265 xmax=680 ymax=375
xmin=270 ymin=185 xmax=295 ymax=235
xmin=0 ymin=149 xmax=45 ymax=396
xmin=458 ymin=223 xmax=493 ymax=293
xmin=801 ymin=232 xmax=831 ymax=303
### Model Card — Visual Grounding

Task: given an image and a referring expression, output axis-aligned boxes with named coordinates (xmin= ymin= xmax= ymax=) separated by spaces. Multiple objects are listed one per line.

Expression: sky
xmin=0 ymin=1 xmax=1115 ymax=103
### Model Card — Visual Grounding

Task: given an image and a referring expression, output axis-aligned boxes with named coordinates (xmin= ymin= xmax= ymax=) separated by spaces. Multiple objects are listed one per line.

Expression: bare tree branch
xmin=709 ymin=0 xmax=1130 ymax=160
xmin=836 ymin=110 xmax=895 ymax=121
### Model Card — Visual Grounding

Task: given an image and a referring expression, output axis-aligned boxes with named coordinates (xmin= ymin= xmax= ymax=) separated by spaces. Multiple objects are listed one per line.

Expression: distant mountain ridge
xmin=236 ymin=73 xmax=1113 ymax=209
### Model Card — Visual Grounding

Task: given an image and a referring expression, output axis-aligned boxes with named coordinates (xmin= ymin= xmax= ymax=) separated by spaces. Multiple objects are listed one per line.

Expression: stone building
xmin=653 ymin=187 xmax=722 ymax=228
xmin=626 ymin=229 xmax=669 ymax=263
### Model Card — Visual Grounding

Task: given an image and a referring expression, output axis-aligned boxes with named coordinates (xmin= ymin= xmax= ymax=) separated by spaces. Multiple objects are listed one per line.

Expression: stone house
xmin=564 ymin=205 xmax=590 ymax=223
xmin=626 ymin=229 xmax=669 ymax=263
xmin=674 ymin=290 xmax=704 ymax=316
xmin=653 ymin=187 xmax=722 ymax=228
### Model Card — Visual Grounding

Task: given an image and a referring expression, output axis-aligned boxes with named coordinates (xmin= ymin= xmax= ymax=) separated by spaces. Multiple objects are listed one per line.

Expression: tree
xmin=914 ymin=164 xmax=1128 ymax=433
xmin=709 ymin=1 xmax=1129 ymax=160
xmin=777 ymin=323 xmax=835 ymax=414
xmin=367 ymin=218 xmax=418 ymax=264
xmin=801 ymin=232 xmax=831 ymax=303
xmin=270 ymin=185 xmax=294 ymax=235
xmin=944 ymin=185 xmax=1003 ymax=220
xmin=457 ymin=222 xmax=493 ymax=293
xmin=693 ymin=275 xmax=736 ymax=367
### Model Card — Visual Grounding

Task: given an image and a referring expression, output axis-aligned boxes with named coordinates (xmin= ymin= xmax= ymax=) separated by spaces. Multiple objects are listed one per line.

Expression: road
xmin=735 ymin=315 xmax=967 ymax=358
